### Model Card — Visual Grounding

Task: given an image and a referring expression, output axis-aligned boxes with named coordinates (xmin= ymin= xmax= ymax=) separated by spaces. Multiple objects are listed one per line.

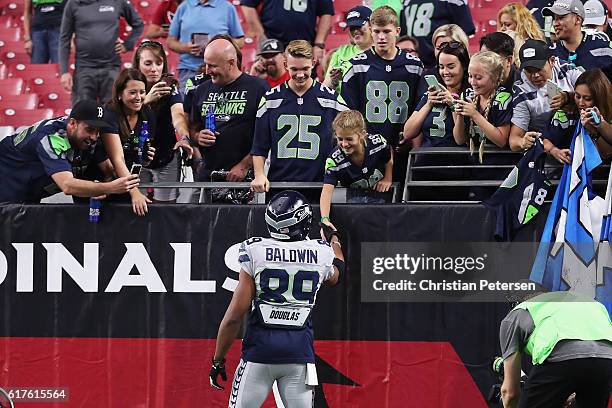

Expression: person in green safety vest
xmin=499 ymin=290 xmax=612 ymax=408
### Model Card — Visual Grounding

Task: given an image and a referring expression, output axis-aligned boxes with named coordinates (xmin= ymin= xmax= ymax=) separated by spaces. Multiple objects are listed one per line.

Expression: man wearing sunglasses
xmin=543 ymin=0 xmax=612 ymax=79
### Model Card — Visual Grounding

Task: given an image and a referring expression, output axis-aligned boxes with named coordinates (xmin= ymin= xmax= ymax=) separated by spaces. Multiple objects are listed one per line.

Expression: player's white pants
xmin=228 ymin=359 xmax=314 ymax=408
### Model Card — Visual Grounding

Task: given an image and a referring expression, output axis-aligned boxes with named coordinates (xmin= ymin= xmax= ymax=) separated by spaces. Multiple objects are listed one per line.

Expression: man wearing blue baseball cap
xmin=322 ymin=5 xmax=373 ymax=92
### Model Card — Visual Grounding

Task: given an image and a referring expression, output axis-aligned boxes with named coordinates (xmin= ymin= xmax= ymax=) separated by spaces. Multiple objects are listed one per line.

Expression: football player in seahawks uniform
xmin=209 ymin=190 xmax=344 ymax=408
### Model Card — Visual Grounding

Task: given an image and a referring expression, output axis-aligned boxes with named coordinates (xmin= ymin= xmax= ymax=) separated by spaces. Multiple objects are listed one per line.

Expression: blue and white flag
xmin=530 ymin=124 xmax=611 ymax=314
xmin=596 ymin=165 xmax=612 ymax=314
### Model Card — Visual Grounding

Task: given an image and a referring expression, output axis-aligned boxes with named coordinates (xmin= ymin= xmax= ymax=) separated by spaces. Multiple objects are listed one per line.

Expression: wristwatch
xmin=314 ymin=43 xmax=325 ymax=49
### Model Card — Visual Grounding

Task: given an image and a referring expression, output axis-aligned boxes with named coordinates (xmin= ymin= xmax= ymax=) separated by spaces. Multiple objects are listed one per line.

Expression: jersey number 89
xmin=259 ymin=268 xmax=320 ymax=304
xmin=366 ymin=81 xmax=410 ymax=124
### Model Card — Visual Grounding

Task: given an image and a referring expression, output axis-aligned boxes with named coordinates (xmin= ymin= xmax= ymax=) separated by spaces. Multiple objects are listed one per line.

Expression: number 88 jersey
xmin=238 ymin=237 xmax=335 ymax=364
xmin=341 ymin=48 xmax=423 ymax=147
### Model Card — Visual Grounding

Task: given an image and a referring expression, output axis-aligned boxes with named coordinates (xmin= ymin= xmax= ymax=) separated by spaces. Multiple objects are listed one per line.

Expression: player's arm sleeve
xmin=499 ymin=309 xmax=535 ymax=360
xmin=238 ymin=241 xmax=255 ymax=276
xmin=250 ymin=97 xmax=272 ymax=157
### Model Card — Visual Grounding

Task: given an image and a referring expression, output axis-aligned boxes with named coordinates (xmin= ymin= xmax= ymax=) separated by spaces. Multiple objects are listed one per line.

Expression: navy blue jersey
xmin=190 ymin=73 xmax=269 ymax=177
xmin=240 ymin=0 xmax=334 ymax=45
xmin=323 ymin=133 xmax=392 ymax=188
xmin=545 ymin=110 xmax=578 ymax=150
xmin=414 ymin=93 xmax=458 ymax=147
xmin=341 ymin=48 xmax=423 ymax=147
xmin=551 ymin=32 xmax=612 ymax=77
xmin=483 ymin=138 xmax=552 ymax=241
xmin=526 ymin=0 xmax=553 ymax=31
xmin=183 ymin=72 xmax=210 ymax=116
xmin=400 ymin=0 xmax=475 ymax=68
xmin=462 ymin=86 xmax=513 ymax=146
xmin=149 ymin=87 xmax=183 ymax=169
xmin=0 ymin=117 xmax=106 ymax=203
xmin=251 ymin=81 xmax=348 ymax=182
xmin=100 ymin=106 xmax=157 ymax=169
xmin=238 ymin=237 xmax=335 ymax=364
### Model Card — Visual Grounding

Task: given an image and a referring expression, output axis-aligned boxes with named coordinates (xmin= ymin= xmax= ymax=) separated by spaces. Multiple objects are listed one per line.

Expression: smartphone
xmin=130 ymin=163 xmax=142 ymax=176
xmin=191 ymin=32 xmax=209 ymax=56
xmin=425 ymin=75 xmax=447 ymax=92
xmin=546 ymin=80 xmax=562 ymax=102
xmin=592 ymin=110 xmax=602 ymax=125
xmin=161 ymin=73 xmax=178 ymax=91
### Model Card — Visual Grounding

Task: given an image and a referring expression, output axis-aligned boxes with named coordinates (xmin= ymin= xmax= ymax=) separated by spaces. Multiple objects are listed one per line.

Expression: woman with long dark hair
xmin=132 ymin=40 xmax=192 ymax=203
xmin=403 ymin=42 xmax=470 ymax=148
xmin=544 ymin=69 xmax=612 ymax=163
xmin=101 ymin=68 xmax=156 ymax=216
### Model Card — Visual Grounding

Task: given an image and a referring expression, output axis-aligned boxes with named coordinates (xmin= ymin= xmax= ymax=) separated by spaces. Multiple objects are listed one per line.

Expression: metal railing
xmin=402 ymin=146 xmax=610 ymax=202
xmin=139 ymin=182 xmax=402 ymax=203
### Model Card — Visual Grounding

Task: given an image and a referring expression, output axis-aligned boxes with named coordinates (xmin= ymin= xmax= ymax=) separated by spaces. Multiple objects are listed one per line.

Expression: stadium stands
xmin=0 ymin=107 xmax=52 ymax=128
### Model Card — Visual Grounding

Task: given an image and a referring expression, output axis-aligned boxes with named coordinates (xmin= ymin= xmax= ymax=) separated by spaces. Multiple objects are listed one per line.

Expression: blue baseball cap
xmin=346 ymin=6 xmax=371 ymax=28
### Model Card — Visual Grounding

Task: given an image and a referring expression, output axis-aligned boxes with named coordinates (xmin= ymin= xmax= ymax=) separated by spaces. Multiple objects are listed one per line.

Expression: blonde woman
xmin=497 ymin=3 xmax=545 ymax=64
xmin=453 ymin=51 xmax=513 ymax=160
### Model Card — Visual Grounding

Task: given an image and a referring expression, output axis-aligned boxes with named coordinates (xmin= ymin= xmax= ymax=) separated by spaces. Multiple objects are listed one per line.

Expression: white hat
xmin=583 ymin=0 xmax=607 ymax=26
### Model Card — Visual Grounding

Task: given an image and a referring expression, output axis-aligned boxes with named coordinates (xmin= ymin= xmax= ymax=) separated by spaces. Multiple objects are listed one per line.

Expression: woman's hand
xmin=520 ymin=131 xmax=540 ymax=150
xmin=374 ymin=179 xmax=392 ymax=193
xmin=549 ymin=147 xmax=571 ymax=164
xmin=426 ymin=88 xmax=446 ymax=108
xmin=144 ymin=81 xmax=173 ymax=105
xmin=173 ymin=138 xmax=193 ymax=159
xmin=454 ymin=99 xmax=478 ymax=118
xmin=581 ymin=107 xmax=601 ymax=128
xmin=146 ymin=146 xmax=156 ymax=163
xmin=131 ymin=189 xmax=151 ymax=216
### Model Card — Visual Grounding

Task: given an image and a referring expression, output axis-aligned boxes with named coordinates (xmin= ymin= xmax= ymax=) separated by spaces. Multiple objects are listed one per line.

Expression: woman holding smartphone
xmin=543 ymin=69 xmax=612 ymax=164
xmin=453 ymin=51 xmax=512 ymax=160
xmin=101 ymin=68 xmax=156 ymax=216
xmin=133 ymin=40 xmax=193 ymax=203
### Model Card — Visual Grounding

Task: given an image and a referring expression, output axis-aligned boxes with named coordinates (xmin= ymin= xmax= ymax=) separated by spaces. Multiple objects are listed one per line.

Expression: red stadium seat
xmin=0 ymin=108 xmax=53 ymax=129
xmin=0 ymin=64 xmax=6 ymax=79
xmin=0 ymin=27 xmax=20 ymax=42
xmin=7 ymin=62 xmax=59 ymax=77
xmin=325 ymin=34 xmax=347 ymax=52
xmin=1 ymin=0 xmax=24 ymax=17
xmin=332 ymin=0 xmax=359 ymax=13
xmin=0 ymin=40 xmax=24 ymax=53
xmin=0 ymin=78 xmax=23 ymax=95
xmin=53 ymin=107 xmax=71 ymax=117
xmin=1 ymin=50 xmax=30 ymax=65
xmin=241 ymin=47 xmax=257 ymax=72
xmin=38 ymin=89 xmax=71 ymax=111
xmin=0 ymin=14 xmax=18 ymax=28
xmin=0 ymin=94 xmax=39 ymax=110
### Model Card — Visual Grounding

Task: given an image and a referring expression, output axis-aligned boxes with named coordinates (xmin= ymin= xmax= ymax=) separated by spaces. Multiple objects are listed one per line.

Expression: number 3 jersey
xmin=251 ymin=81 xmax=348 ymax=182
xmin=341 ymin=48 xmax=423 ymax=147
xmin=238 ymin=237 xmax=335 ymax=364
